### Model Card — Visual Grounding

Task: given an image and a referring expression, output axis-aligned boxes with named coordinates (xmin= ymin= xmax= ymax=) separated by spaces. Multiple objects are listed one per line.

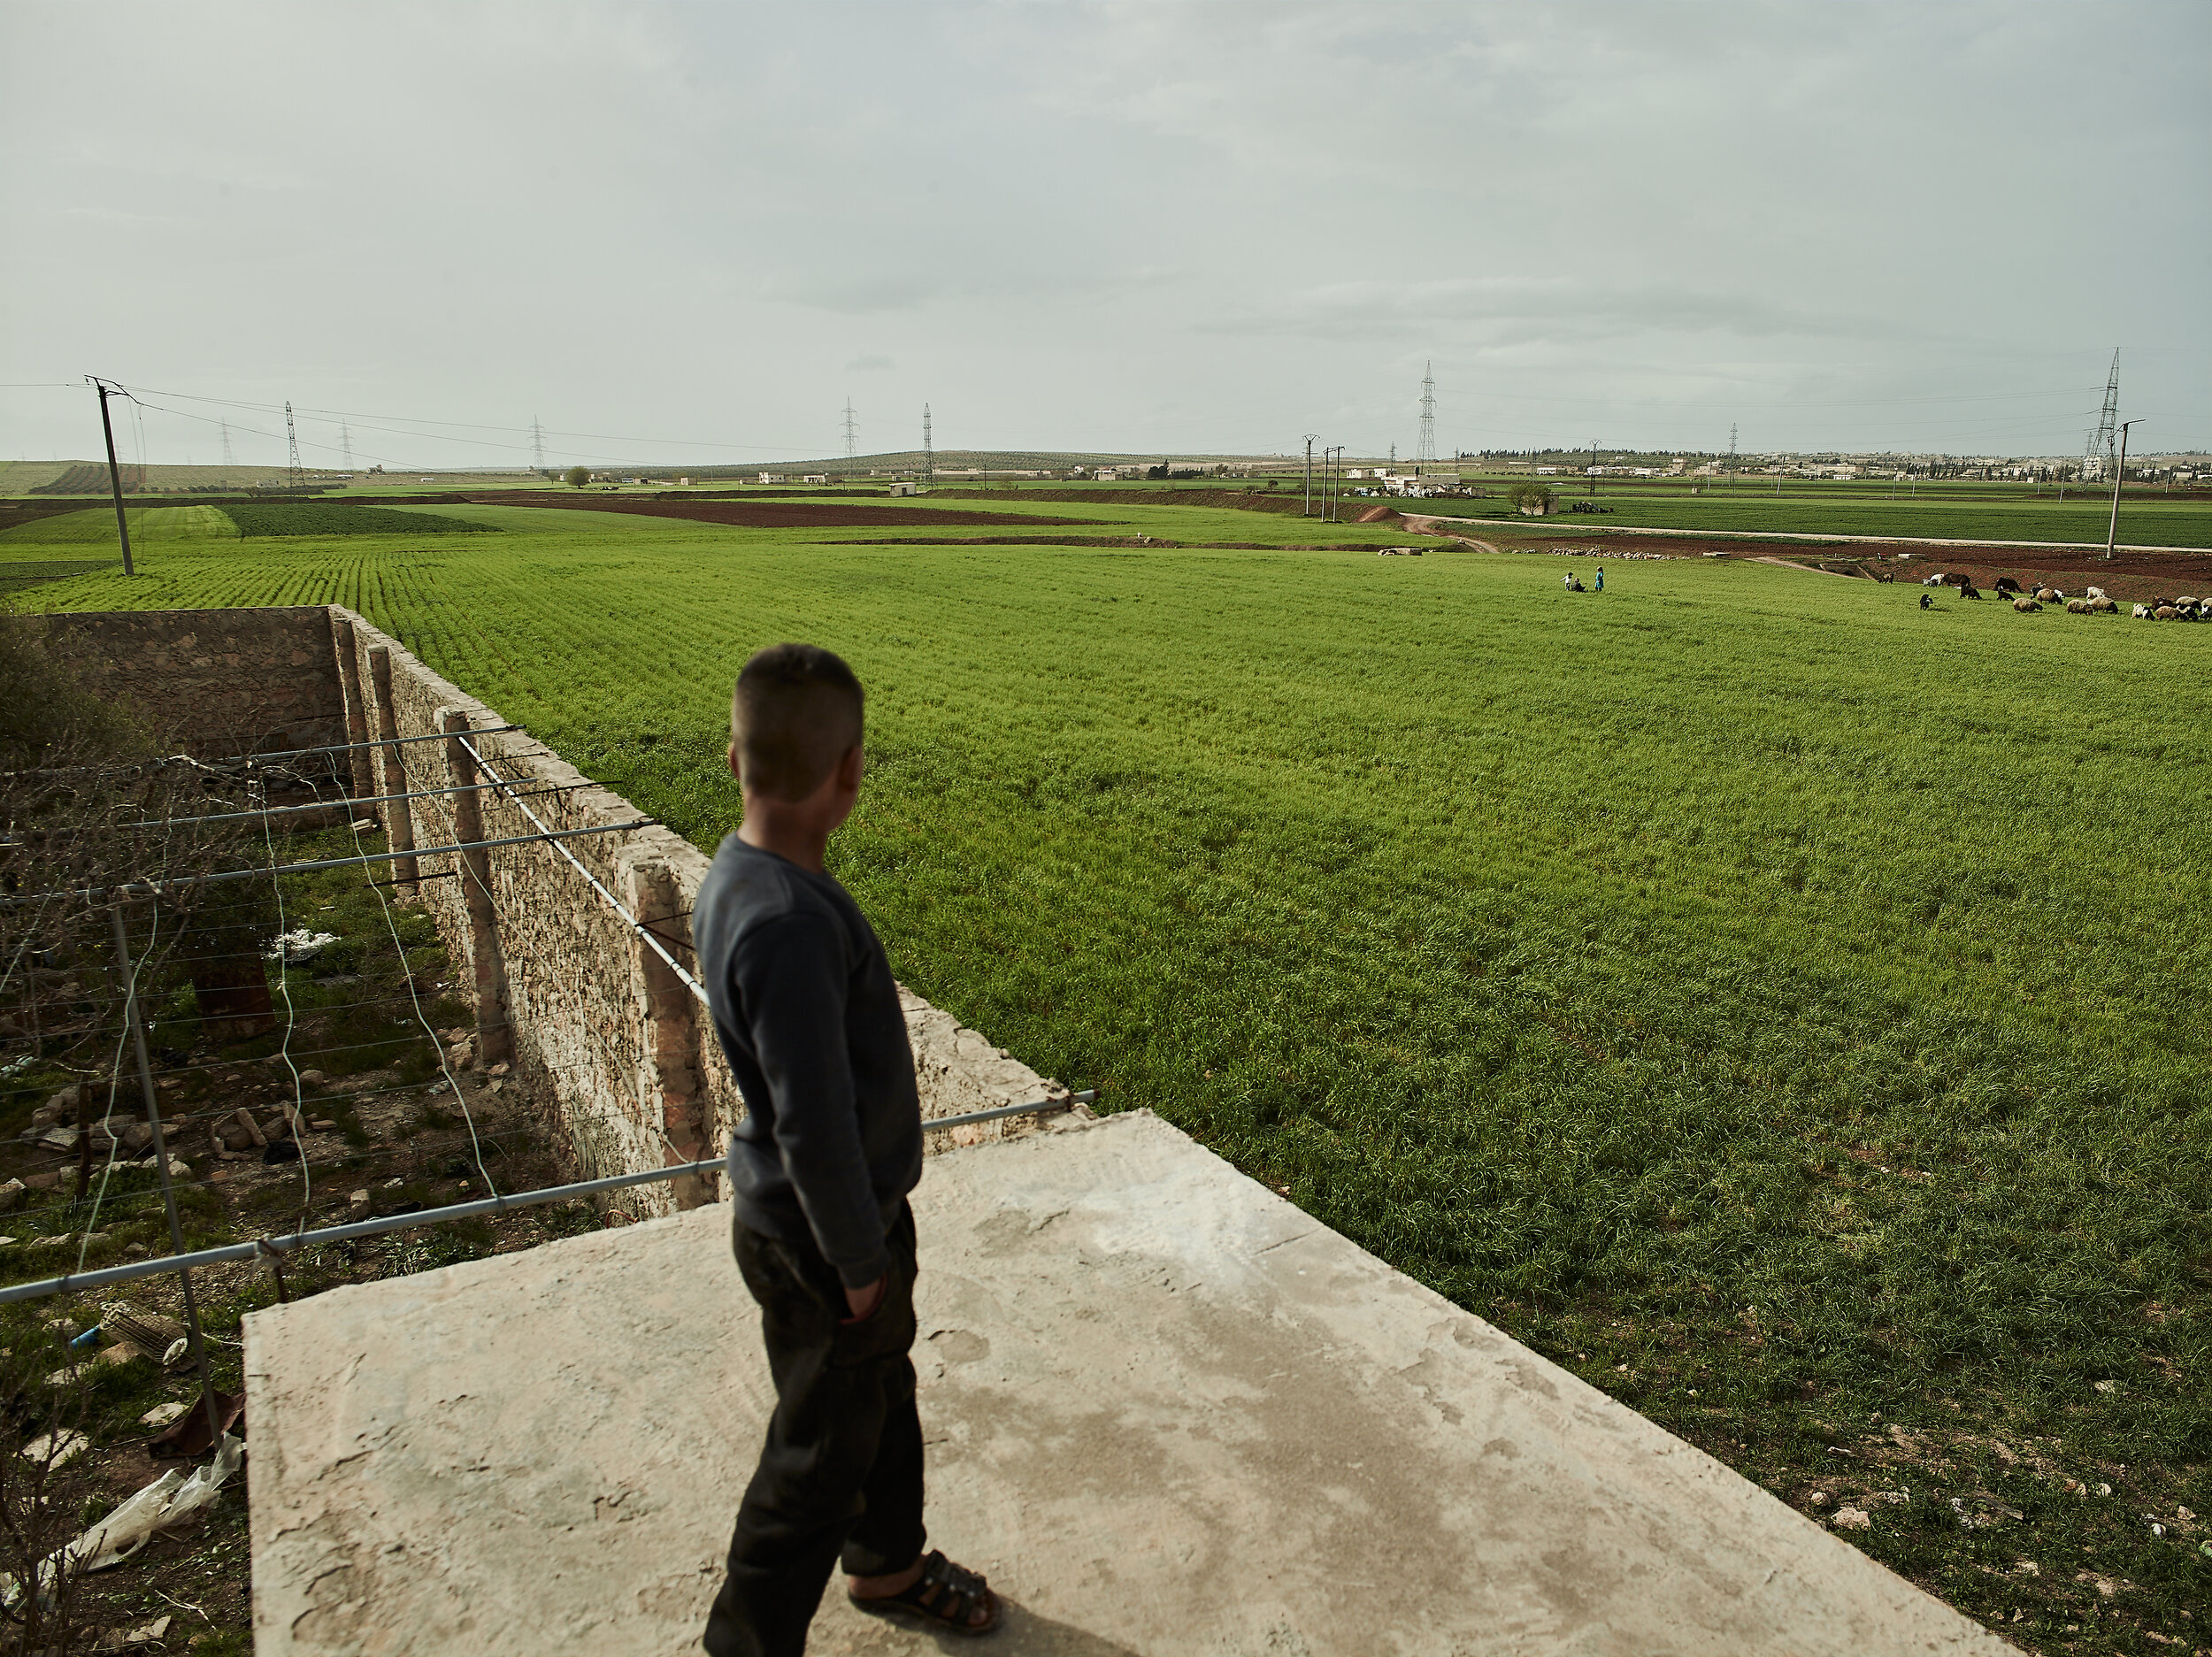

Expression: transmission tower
xmin=341 ymin=423 xmax=355 ymax=472
xmin=219 ymin=420 xmax=234 ymax=467
xmin=285 ymin=401 xmax=304 ymax=491
xmin=1417 ymin=361 xmax=1438 ymax=465
xmin=841 ymin=398 xmax=858 ymax=460
xmin=532 ymin=417 xmax=546 ymax=472
xmin=922 ymin=403 xmax=933 ymax=487
xmin=2085 ymin=349 xmax=2120 ymax=479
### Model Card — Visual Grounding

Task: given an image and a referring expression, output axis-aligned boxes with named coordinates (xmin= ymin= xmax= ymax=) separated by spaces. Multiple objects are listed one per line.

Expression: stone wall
xmin=324 ymin=607 xmax=1077 ymax=1217
xmin=34 ymin=602 xmax=1079 ymax=1218
xmin=38 ymin=605 xmax=348 ymax=764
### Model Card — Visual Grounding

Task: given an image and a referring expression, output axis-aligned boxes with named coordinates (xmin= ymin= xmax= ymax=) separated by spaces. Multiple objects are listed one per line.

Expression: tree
xmin=1506 ymin=481 xmax=1554 ymax=516
xmin=565 ymin=465 xmax=591 ymax=489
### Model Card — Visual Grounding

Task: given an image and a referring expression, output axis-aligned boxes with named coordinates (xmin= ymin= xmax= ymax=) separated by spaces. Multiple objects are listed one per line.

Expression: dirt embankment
xmin=1838 ymin=546 xmax=2211 ymax=602
xmin=1448 ymin=527 xmax=2212 ymax=601
xmin=934 ymin=487 xmax=1314 ymax=517
xmin=471 ymin=493 xmax=1094 ymax=530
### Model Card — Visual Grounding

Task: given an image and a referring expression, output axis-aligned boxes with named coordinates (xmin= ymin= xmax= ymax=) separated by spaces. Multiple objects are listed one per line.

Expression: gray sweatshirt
xmin=693 ymin=835 xmax=921 ymax=1289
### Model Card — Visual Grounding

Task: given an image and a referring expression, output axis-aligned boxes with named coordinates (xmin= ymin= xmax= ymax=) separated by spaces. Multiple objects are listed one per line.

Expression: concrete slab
xmin=247 ymin=1111 xmax=2013 ymax=1655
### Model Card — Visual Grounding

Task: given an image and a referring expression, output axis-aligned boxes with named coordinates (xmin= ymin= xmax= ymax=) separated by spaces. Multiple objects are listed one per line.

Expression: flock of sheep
xmin=1918 ymin=571 xmax=2207 ymax=620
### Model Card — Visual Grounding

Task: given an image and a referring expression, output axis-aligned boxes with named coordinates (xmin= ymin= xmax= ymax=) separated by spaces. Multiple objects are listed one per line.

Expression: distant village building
xmin=757 ymin=472 xmax=787 ymax=484
xmin=802 ymin=474 xmax=828 ymax=485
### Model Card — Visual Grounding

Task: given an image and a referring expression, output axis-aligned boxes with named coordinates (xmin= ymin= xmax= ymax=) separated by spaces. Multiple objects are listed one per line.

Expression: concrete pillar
xmin=442 ymin=710 xmax=512 ymax=1068
xmin=365 ymin=646 xmax=419 ymax=899
xmin=331 ymin=616 xmax=374 ymax=807
xmin=622 ymin=850 xmax=712 ymax=1209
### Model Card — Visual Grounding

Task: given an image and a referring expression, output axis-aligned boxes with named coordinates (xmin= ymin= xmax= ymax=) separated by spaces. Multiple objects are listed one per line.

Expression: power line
xmin=531 ymin=416 xmax=546 ymax=472
xmin=922 ymin=403 xmax=933 ymax=488
xmin=341 ymin=423 xmax=354 ymax=472
xmin=219 ymin=419 xmax=234 ymax=467
xmin=841 ymin=397 xmax=857 ymax=461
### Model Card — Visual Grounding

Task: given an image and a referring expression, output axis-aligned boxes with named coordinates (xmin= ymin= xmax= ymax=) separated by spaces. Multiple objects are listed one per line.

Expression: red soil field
xmin=475 ymin=493 xmax=1091 ymax=530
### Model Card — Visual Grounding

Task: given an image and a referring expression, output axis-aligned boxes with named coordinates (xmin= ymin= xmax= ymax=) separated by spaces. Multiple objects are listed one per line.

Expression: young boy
xmin=695 ymin=644 xmax=999 ymax=1655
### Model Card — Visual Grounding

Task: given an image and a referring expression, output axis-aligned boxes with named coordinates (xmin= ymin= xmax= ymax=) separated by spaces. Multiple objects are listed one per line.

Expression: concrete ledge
xmin=246 ymin=1111 xmax=2011 ymax=1654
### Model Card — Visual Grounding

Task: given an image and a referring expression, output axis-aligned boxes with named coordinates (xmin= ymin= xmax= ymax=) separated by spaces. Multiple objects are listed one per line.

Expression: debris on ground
xmin=94 ymin=1614 xmax=173 ymax=1650
xmin=148 ymin=1391 xmax=245 ymax=1460
xmin=20 ymin=1428 xmax=88 ymax=1467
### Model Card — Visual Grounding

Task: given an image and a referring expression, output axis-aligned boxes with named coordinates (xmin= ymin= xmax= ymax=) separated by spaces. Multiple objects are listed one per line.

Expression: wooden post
xmin=623 ymin=850 xmax=711 ymax=1209
xmin=332 ymin=616 xmax=374 ymax=807
xmin=442 ymin=710 xmax=512 ymax=1067
xmin=365 ymin=646 xmax=419 ymax=898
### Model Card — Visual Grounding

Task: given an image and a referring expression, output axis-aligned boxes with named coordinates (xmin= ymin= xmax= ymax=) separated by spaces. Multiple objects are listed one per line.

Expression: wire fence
xmin=3 ymin=713 xmax=1088 ymax=1411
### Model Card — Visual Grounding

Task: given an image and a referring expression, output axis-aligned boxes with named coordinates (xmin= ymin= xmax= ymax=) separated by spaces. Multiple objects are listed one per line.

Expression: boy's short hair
xmin=733 ymin=644 xmax=864 ymax=801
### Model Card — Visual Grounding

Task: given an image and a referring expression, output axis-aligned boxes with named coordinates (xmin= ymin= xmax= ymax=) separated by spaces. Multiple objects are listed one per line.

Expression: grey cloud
xmin=1197 ymin=278 xmax=1891 ymax=347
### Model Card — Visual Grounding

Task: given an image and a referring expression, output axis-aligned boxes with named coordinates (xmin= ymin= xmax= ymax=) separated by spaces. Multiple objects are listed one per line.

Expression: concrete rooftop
xmin=246 ymin=1111 xmax=2014 ymax=1654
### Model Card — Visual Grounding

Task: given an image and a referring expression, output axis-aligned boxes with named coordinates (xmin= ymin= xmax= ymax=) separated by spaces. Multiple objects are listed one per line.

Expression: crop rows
xmin=4 ymin=499 xmax=2208 ymax=1645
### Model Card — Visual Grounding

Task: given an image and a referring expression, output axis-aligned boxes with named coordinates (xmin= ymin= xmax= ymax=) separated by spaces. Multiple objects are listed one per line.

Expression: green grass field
xmin=4 ymin=496 xmax=2208 ymax=1645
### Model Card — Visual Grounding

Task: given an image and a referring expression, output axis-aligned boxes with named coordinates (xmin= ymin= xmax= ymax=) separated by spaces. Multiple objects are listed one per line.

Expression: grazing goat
xmin=2154 ymin=606 xmax=2180 ymax=620
xmin=1994 ymin=576 xmax=2022 ymax=594
xmin=2066 ymin=598 xmax=2090 ymax=614
xmin=2087 ymin=596 xmax=2117 ymax=614
xmin=2133 ymin=604 xmax=2154 ymax=619
xmin=2012 ymin=596 xmax=2042 ymax=613
xmin=2085 ymin=586 xmax=2108 ymax=602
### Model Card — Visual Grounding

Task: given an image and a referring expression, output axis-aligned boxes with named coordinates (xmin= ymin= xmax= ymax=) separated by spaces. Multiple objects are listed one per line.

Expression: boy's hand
xmin=841 ymin=1274 xmax=887 ymax=1323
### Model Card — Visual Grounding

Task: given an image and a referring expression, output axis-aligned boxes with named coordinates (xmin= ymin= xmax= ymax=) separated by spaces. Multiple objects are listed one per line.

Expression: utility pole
xmin=1302 ymin=434 xmax=1316 ymax=517
xmin=285 ymin=401 xmax=304 ymax=492
xmin=532 ymin=417 xmax=546 ymax=473
xmin=341 ymin=423 xmax=355 ymax=473
xmin=1590 ymin=440 xmax=1599 ymax=497
xmin=841 ymin=398 xmax=858 ymax=461
xmin=2104 ymin=419 xmax=2139 ymax=561
xmin=88 ymin=378 xmax=136 ymax=575
xmin=1417 ymin=361 xmax=1438 ymax=467
xmin=219 ymin=419 xmax=234 ymax=467
xmin=922 ymin=404 xmax=933 ymax=489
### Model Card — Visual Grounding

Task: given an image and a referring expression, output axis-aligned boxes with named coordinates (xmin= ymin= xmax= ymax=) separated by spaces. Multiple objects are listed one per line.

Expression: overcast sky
xmin=4 ymin=1 xmax=2206 ymax=470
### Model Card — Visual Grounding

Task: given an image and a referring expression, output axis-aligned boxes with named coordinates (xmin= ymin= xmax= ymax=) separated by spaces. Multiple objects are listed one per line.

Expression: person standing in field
xmin=1594 ymin=566 xmax=1605 ymax=592
xmin=695 ymin=644 xmax=1000 ymax=1655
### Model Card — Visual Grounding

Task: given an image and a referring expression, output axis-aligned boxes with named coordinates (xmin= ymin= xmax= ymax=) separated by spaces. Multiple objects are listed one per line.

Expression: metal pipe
xmin=0 ymin=724 xmax=528 ymax=783
xmin=209 ymin=725 xmax=526 ymax=765
xmin=114 ymin=779 xmax=580 ymax=831
xmin=0 ymin=1092 xmax=1094 ymax=1306
xmin=0 ymin=820 xmax=657 ymax=906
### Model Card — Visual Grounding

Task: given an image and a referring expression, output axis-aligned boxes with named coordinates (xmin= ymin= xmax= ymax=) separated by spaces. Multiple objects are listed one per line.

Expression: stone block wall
xmin=322 ymin=607 xmax=1078 ymax=1216
xmin=38 ymin=605 xmax=348 ymax=764
xmin=35 ymin=601 xmax=1079 ymax=1216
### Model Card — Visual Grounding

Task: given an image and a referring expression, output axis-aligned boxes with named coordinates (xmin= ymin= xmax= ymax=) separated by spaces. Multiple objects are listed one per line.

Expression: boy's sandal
xmin=849 ymin=1549 xmax=1001 ymax=1637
